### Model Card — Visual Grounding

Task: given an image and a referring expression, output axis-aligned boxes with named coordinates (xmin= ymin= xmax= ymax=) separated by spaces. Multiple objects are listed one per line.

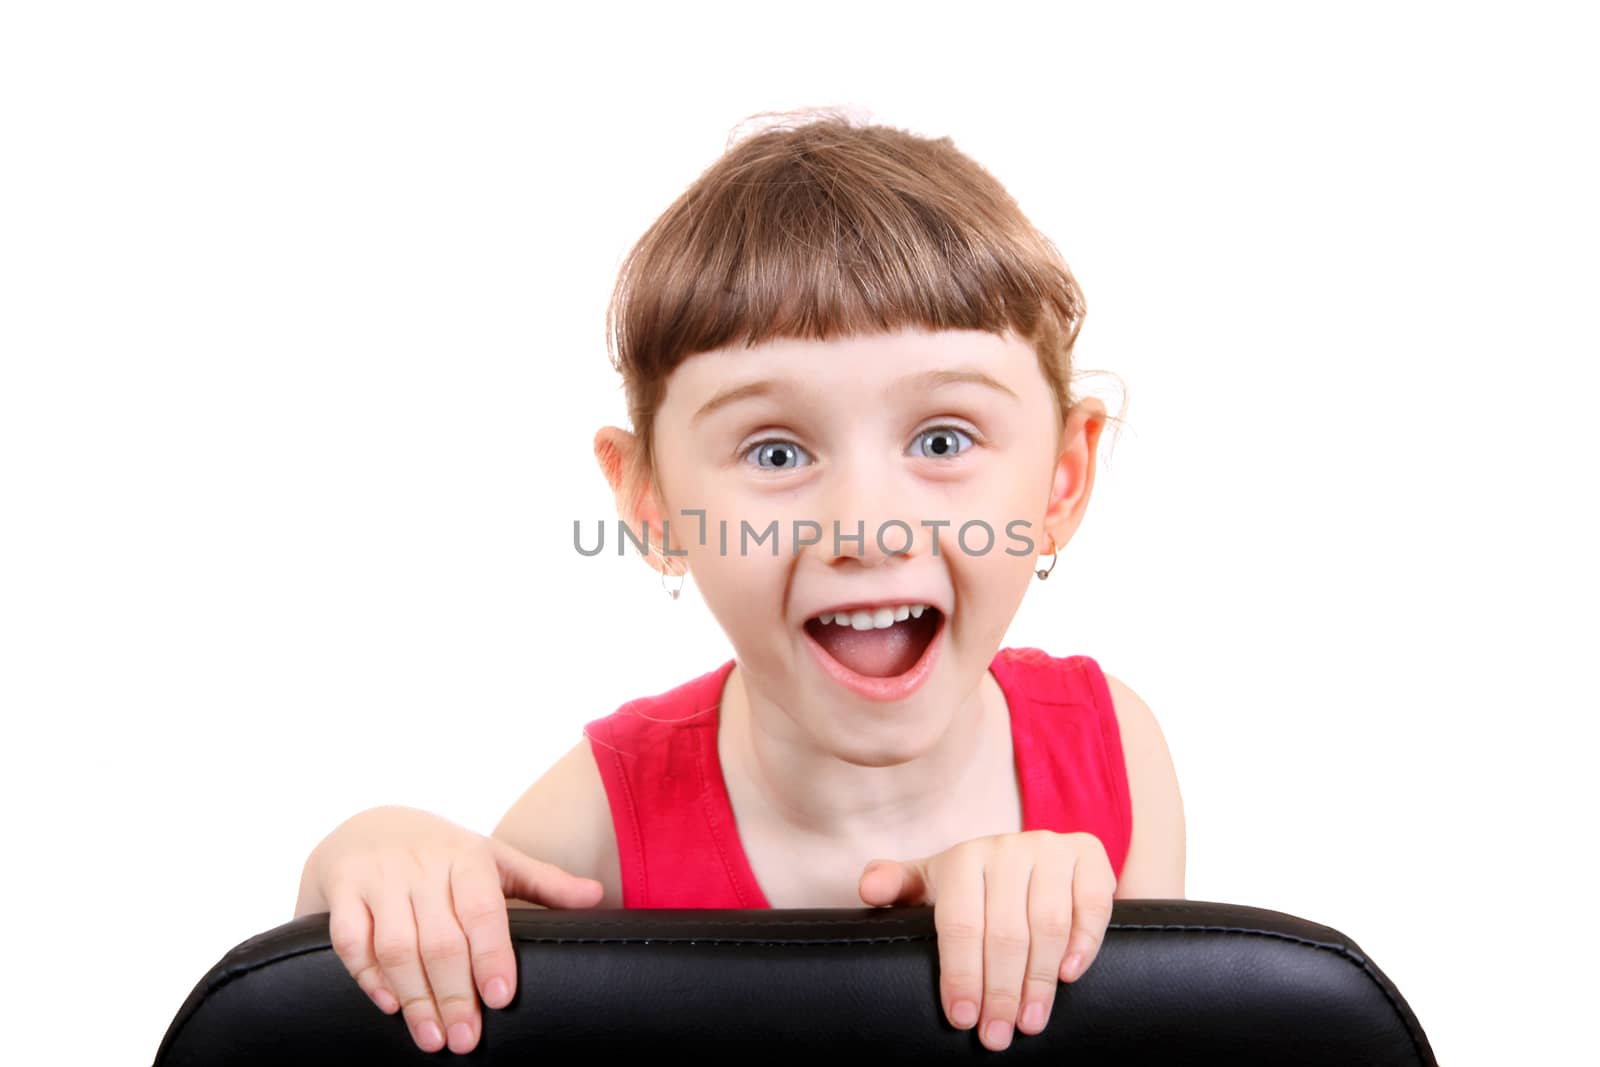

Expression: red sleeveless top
xmin=583 ymin=647 xmax=1132 ymax=908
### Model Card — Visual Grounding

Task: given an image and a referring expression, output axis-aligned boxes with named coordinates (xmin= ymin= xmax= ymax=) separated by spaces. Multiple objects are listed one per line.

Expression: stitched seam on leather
xmin=506 ymin=924 xmax=1429 ymax=1059
xmin=507 ymin=916 xmax=1310 ymax=934
xmin=510 ymin=935 xmax=939 ymax=946
xmin=512 ymin=917 xmax=931 ymax=929
xmin=1108 ymin=902 xmax=1345 ymax=934
xmin=185 ymin=928 xmax=1427 ymax=1064
xmin=1083 ymin=923 xmax=1426 ymax=1062
xmin=1110 ymin=924 xmax=1430 ymax=1064
xmin=157 ymin=944 xmax=329 ymax=1058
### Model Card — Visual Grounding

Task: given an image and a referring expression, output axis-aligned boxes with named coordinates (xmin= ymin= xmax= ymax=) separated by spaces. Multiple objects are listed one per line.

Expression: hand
xmin=858 ymin=830 xmax=1116 ymax=1052
xmin=301 ymin=806 xmax=605 ymax=1055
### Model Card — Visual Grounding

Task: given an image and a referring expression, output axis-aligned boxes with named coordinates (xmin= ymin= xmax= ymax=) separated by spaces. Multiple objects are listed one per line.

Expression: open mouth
xmin=802 ymin=604 xmax=945 ymax=679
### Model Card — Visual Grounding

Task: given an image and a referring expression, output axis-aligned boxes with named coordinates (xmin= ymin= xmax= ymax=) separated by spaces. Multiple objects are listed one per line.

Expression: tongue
xmin=810 ymin=616 xmax=932 ymax=678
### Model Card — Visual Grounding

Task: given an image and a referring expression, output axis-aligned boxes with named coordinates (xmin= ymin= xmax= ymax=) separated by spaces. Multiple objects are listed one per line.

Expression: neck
xmin=717 ymin=659 xmax=1011 ymax=852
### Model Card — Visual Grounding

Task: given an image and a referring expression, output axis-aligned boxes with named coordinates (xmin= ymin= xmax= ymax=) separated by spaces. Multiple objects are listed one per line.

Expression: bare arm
xmin=295 ymin=850 xmax=330 ymax=918
xmin=1104 ymin=674 xmax=1187 ymax=900
xmin=491 ymin=737 xmax=622 ymax=909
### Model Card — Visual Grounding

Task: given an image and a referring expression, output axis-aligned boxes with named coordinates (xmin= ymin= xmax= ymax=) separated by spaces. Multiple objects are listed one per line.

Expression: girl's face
xmin=604 ymin=326 xmax=1102 ymax=765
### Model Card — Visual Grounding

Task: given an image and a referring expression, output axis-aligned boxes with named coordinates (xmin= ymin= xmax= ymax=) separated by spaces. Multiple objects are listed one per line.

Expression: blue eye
xmin=911 ymin=426 xmax=974 ymax=459
xmin=745 ymin=439 xmax=812 ymax=471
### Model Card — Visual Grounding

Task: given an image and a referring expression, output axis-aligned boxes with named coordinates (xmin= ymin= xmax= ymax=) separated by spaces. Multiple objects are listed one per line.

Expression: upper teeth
xmin=816 ymin=604 xmax=931 ymax=630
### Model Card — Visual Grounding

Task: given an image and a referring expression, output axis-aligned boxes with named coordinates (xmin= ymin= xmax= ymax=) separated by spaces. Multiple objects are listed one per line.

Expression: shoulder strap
xmin=584 ymin=660 xmax=768 ymax=908
xmin=989 ymin=648 xmax=1133 ymax=880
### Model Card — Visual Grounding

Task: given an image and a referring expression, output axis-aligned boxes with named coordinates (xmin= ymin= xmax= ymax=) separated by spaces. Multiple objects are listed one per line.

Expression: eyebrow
xmin=691 ymin=367 xmax=1019 ymax=425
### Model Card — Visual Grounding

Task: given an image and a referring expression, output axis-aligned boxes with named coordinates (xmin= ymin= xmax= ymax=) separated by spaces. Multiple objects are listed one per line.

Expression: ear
xmin=593 ymin=426 xmax=681 ymax=575
xmin=1040 ymin=398 xmax=1107 ymax=551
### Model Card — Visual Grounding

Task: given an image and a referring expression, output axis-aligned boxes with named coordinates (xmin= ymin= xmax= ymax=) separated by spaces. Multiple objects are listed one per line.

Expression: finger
xmin=858 ymin=860 xmax=897 ymax=906
xmin=978 ymin=838 xmax=1033 ymax=1052
xmin=932 ymin=848 xmax=985 ymax=1035
xmin=326 ymin=883 xmax=397 ymax=1014
xmin=414 ymin=864 xmax=482 ymax=1055
xmin=451 ymin=851 xmax=519 ymax=1011
xmin=859 ymin=859 xmax=929 ymax=906
xmin=1018 ymin=842 xmax=1076 ymax=1035
xmin=368 ymin=883 xmax=446 ymax=1053
xmin=1060 ymin=837 xmax=1117 ymax=983
xmin=491 ymin=838 xmax=605 ymax=909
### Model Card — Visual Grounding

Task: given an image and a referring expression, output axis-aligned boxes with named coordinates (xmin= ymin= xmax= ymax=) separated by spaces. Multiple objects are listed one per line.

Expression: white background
xmin=3 ymin=2 xmax=1595 ymax=1062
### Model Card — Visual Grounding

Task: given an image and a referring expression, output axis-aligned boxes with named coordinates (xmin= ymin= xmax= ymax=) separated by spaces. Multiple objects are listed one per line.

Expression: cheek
xmin=690 ymin=553 xmax=794 ymax=658
xmin=687 ymin=536 xmax=785 ymax=605
xmin=945 ymin=491 xmax=1043 ymax=560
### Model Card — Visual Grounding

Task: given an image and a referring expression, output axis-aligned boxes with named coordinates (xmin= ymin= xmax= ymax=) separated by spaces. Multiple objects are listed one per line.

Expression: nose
xmin=814 ymin=467 xmax=916 ymax=569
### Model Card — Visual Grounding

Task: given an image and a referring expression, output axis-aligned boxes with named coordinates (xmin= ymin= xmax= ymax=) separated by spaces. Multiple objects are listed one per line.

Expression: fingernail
xmin=1064 ymin=952 xmax=1085 ymax=981
xmin=418 ymin=1021 xmax=443 ymax=1049
xmin=487 ymin=977 xmax=510 ymax=1006
xmin=952 ymin=1000 xmax=978 ymax=1028
xmin=1021 ymin=1002 xmax=1045 ymax=1032
xmin=985 ymin=1020 xmax=1013 ymax=1049
xmin=448 ymin=1023 xmax=474 ymax=1053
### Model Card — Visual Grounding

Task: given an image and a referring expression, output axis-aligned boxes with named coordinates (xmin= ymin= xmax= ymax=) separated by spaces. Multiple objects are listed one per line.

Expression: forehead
xmin=658 ymin=327 xmax=1040 ymax=415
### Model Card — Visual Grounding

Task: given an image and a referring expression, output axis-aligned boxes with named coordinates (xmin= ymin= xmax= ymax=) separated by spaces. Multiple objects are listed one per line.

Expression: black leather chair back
xmin=154 ymin=899 xmax=1438 ymax=1064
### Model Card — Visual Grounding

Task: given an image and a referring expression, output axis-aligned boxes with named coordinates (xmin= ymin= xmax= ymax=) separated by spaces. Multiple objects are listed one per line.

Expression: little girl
xmin=296 ymin=108 xmax=1186 ymax=1057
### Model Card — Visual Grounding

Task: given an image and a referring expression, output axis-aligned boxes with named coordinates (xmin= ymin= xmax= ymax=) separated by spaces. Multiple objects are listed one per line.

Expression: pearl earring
xmin=1036 ymin=534 xmax=1059 ymax=581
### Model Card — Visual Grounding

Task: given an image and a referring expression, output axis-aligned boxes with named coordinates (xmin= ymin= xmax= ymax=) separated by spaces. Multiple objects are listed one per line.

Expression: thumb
xmin=859 ymin=858 xmax=932 ymax=907
xmin=489 ymin=837 xmax=606 ymax=909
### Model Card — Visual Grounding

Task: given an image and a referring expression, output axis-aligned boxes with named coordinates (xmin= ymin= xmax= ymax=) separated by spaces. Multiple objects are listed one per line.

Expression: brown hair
xmin=605 ymin=106 xmax=1120 ymax=491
